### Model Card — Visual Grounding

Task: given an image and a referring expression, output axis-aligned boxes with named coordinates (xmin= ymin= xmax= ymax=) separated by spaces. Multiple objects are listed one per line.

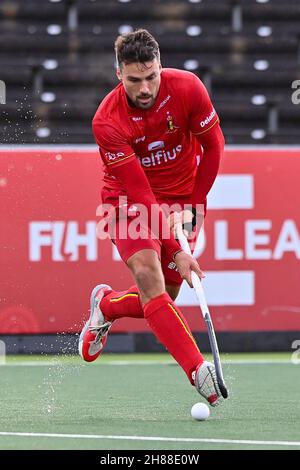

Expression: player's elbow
xmin=210 ymin=123 xmax=225 ymax=149
xmin=200 ymin=123 xmax=225 ymax=155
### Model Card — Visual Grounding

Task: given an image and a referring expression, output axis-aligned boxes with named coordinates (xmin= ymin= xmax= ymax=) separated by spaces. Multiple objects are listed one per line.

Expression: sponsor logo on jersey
xmin=134 ymin=135 xmax=146 ymax=144
xmin=148 ymin=141 xmax=165 ymax=151
xmin=167 ymin=261 xmax=178 ymax=271
xmin=156 ymin=94 xmax=171 ymax=113
xmin=200 ymin=108 xmax=216 ymax=128
xmin=131 ymin=116 xmax=143 ymax=121
xmin=105 ymin=151 xmax=125 ymax=161
xmin=139 ymin=145 xmax=182 ymax=167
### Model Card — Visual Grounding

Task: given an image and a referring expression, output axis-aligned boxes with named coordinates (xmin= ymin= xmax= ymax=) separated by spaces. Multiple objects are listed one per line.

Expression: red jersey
xmin=93 ymin=68 xmax=219 ymax=203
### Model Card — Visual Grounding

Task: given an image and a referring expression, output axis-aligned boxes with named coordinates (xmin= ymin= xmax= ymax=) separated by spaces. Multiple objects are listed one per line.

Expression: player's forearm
xmin=191 ymin=124 xmax=225 ymax=206
xmin=109 ymin=159 xmax=181 ymax=258
xmin=139 ymin=193 xmax=182 ymax=258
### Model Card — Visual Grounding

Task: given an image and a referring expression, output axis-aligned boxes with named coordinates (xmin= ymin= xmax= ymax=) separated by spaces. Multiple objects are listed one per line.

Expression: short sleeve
xmin=188 ymin=74 xmax=219 ymax=136
xmin=92 ymin=120 xmax=136 ymax=168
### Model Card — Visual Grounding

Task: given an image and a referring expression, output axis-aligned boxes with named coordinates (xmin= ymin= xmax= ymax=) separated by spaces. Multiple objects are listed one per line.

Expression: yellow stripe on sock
xmin=110 ymin=293 xmax=139 ymax=303
xmin=167 ymin=303 xmax=200 ymax=352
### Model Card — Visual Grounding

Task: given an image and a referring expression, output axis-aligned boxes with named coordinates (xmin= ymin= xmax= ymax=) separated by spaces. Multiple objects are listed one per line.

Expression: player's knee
xmin=132 ymin=263 xmax=161 ymax=289
xmin=127 ymin=251 xmax=165 ymax=297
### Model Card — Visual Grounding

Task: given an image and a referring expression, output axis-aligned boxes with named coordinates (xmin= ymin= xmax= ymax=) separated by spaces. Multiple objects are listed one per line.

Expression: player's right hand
xmin=174 ymin=251 xmax=205 ymax=288
xmin=167 ymin=210 xmax=194 ymax=238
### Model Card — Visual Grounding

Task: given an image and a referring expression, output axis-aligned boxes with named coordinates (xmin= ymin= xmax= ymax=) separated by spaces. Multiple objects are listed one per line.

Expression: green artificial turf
xmin=0 ymin=353 xmax=299 ymax=450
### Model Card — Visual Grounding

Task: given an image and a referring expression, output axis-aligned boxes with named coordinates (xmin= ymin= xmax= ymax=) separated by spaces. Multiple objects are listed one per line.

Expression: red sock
xmin=143 ymin=292 xmax=204 ymax=384
xmin=100 ymin=285 xmax=144 ymax=321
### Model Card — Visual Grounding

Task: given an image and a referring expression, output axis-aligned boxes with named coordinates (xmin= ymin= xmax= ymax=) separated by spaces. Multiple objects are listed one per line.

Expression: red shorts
xmin=101 ymin=196 xmax=204 ymax=287
xmin=112 ymin=209 xmax=182 ymax=286
xmin=115 ymin=231 xmax=182 ymax=286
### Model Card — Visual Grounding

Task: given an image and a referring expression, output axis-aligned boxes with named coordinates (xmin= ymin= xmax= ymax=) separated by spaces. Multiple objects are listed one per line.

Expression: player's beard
xmin=135 ymin=94 xmax=154 ymax=109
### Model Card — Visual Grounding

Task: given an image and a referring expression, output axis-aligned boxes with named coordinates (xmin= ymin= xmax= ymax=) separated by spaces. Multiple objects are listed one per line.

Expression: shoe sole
xmin=78 ymin=283 xmax=111 ymax=359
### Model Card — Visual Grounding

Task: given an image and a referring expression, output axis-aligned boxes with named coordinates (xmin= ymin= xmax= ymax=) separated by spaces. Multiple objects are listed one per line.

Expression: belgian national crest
xmin=166 ymin=112 xmax=179 ymax=133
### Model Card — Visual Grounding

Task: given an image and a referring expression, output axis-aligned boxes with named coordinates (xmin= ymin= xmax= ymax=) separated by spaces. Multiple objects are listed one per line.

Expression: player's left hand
xmin=173 ymin=250 xmax=205 ymax=287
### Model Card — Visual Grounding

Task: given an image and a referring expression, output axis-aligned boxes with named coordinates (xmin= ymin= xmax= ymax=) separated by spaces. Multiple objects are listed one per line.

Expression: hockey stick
xmin=175 ymin=223 xmax=228 ymax=399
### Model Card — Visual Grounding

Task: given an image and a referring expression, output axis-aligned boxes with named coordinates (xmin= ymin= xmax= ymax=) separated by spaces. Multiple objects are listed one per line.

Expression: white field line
xmin=1 ymin=359 xmax=293 ymax=367
xmin=0 ymin=431 xmax=299 ymax=447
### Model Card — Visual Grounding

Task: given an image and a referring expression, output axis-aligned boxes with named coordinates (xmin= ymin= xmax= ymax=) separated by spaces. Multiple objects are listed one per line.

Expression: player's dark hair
xmin=115 ymin=29 xmax=160 ymax=68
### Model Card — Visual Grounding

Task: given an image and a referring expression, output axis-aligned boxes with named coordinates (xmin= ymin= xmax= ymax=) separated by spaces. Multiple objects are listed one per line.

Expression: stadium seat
xmin=0 ymin=0 xmax=300 ymax=144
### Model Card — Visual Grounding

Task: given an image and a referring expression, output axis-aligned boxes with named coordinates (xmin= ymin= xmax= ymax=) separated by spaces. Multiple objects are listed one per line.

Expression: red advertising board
xmin=0 ymin=147 xmax=299 ymax=333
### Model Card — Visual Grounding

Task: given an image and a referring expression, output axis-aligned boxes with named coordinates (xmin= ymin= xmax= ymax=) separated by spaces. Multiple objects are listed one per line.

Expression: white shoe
xmin=194 ymin=361 xmax=222 ymax=406
xmin=78 ymin=284 xmax=113 ymax=362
